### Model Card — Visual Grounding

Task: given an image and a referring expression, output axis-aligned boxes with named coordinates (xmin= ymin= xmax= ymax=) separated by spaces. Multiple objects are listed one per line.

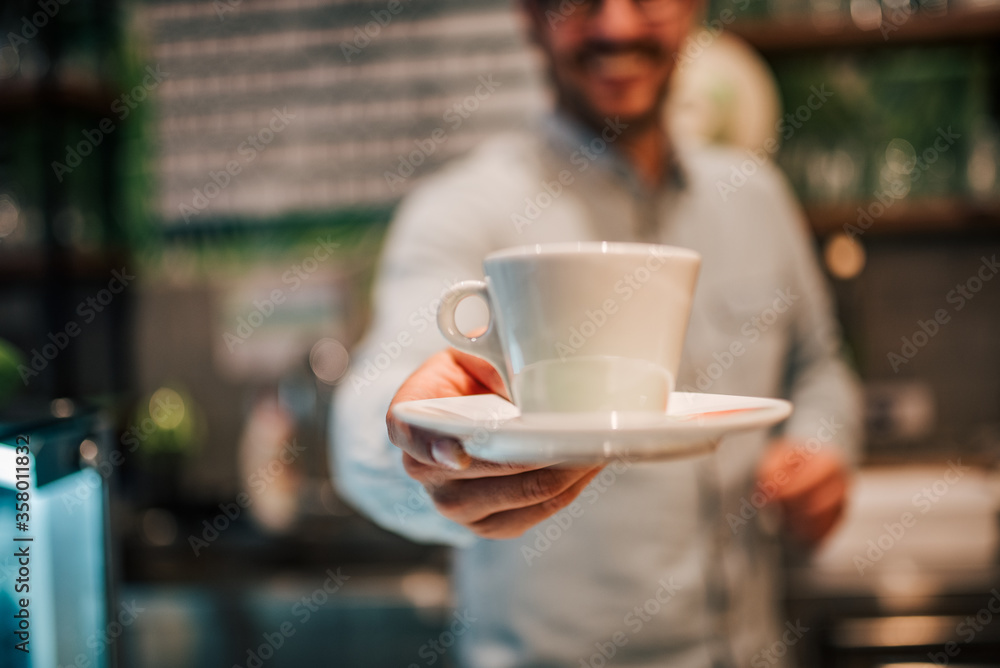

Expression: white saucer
xmin=392 ymin=392 xmax=792 ymax=464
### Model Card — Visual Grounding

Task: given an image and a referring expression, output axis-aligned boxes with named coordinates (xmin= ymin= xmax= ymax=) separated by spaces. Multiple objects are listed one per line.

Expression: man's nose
xmin=590 ymin=0 xmax=650 ymax=39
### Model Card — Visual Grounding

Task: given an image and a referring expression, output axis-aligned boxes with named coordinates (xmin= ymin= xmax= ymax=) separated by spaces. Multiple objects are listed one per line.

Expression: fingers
xmin=778 ymin=462 xmax=849 ymax=545
xmin=385 ymin=350 xmax=503 ymax=470
xmin=785 ymin=494 xmax=846 ymax=545
xmin=767 ymin=454 xmax=845 ymax=504
xmin=757 ymin=441 xmax=846 ymax=501
xmin=784 ymin=473 xmax=843 ymax=515
xmin=394 ymin=429 xmax=548 ymax=485
xmin=757 ymin=441 xmax=851 ymax=545
xmin=386 ymin=414 xmax=427 ymax=462
xmin=426 ymin=465 xmax=603 ymax=525
xmin=467 ymin=467 xmax=604 ymax=540
xmin=449 ymin=348 xmax=508 ymax=399
xmin=785 ymin=462 xmax=848 ymax=513
xmin=387 ymin=418 xmax=467 ymax=471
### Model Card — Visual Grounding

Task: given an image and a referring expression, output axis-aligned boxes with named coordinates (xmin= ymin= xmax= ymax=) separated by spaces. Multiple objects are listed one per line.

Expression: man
xmin=333 ymin=0 xmax=862 ymax=665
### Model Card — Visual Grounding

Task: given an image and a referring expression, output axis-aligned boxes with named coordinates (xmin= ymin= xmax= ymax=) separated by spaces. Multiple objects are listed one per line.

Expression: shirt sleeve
xmin=765 ymin=166 xmax=865 ymax=465
xmin=329 ymin=173 xmax=502 ymax=548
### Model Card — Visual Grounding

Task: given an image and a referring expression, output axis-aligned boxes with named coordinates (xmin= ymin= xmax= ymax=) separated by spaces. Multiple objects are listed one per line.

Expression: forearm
xmin=331 ymin=373 xmax=477 ymax=547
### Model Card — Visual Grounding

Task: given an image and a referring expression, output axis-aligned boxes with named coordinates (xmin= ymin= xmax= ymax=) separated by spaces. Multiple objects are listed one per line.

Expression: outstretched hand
xmin=387 ymin=348 xmax=604 ymax=540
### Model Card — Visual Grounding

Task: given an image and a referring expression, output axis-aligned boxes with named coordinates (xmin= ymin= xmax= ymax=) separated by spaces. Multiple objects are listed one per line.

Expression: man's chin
xmin=574 ymin=102 xmax=662 ymax=132
xmin=569 ymin=85 xmax=666 ymax=129
xmin=555 ymin=83 xmax=666 ymax=134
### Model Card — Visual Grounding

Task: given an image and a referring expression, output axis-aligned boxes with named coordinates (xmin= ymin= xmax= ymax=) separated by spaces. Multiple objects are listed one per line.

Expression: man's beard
xmin=548 ymin=38 xmax=676 ymax=136
xmin=550 ymin=68 xmax=673 ymax=137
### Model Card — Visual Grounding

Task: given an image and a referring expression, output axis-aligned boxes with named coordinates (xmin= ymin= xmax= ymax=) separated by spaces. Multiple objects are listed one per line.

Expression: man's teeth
xmin=590 ymin=52 xmax=646 ymax=77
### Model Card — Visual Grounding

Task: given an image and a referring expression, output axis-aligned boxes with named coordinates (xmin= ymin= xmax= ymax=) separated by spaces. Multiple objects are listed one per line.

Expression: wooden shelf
xmin=805 ymin=197 xmax=1000 ymax=237
xmin=728 ymin=7 xmax=1000 ymax=53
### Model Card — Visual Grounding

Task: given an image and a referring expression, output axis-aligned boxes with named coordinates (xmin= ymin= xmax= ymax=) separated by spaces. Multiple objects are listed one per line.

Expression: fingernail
xmin=431 ymin=439 xmax=470 ymax=471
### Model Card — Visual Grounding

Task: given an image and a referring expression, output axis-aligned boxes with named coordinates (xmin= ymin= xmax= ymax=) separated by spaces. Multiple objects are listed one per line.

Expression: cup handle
xmin=437 ymin=280 xmax=510 ymax=394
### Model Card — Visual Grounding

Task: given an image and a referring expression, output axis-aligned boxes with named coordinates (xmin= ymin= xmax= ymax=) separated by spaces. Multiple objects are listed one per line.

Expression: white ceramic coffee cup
xmin=437 ymin=242 xmax=701 ymax=415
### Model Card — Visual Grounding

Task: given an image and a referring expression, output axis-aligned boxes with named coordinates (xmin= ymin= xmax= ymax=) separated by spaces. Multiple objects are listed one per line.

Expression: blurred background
xmin=0 ymin=0 xmax=999 ymax=666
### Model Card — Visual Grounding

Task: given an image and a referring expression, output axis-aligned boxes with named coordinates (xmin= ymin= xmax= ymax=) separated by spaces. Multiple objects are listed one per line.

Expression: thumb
xmin=449 ymin=348 xmax=509 ymax=400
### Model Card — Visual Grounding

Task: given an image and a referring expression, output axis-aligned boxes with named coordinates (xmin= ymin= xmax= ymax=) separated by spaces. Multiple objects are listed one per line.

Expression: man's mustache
xmin=576 ymin=39 xmax=664 ymax=62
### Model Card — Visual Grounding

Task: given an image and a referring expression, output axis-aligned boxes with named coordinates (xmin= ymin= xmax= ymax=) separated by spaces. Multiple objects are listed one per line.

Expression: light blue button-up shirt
xmin=332 ymin=113 xmax=863 ymax=668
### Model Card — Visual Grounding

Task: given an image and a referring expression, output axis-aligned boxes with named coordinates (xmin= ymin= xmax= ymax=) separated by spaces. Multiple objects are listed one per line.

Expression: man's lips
xmin=584 ymin=51 xmax=651 ymax=80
